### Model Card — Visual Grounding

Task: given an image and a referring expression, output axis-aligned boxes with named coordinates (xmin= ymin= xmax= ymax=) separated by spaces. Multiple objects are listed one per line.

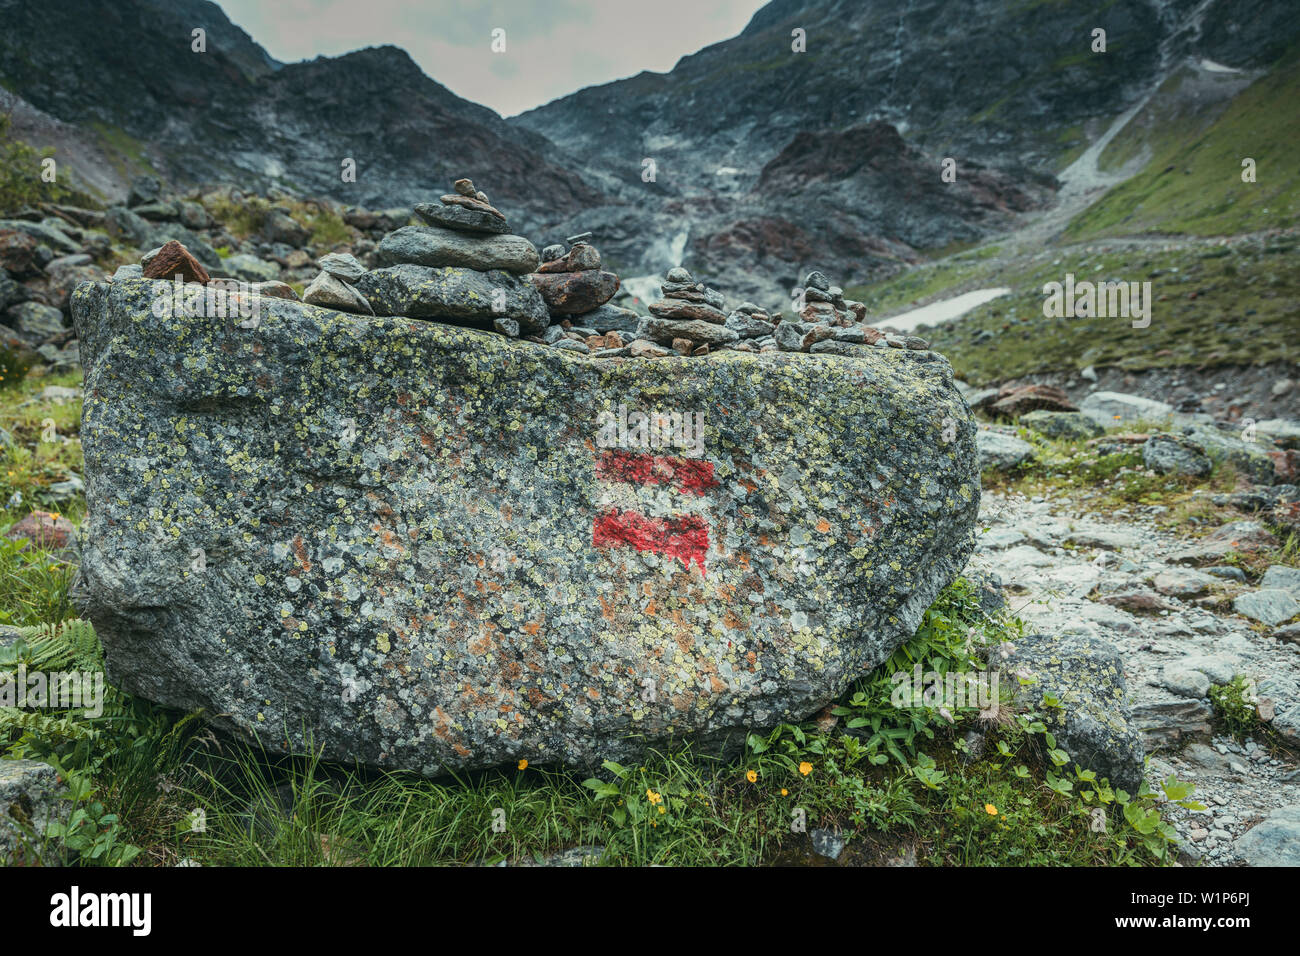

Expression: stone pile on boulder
xmin=637 ymin=266 xmax=738 ymax=356
xmin=775 ymin=270 xmax=929 ymax=356
xmin=303 ymin=252 xmax=371 ymax=314
xmin=356 ymin=178 xmax=549 ymax=337
xmin=71 ymin=270 xmax=980 ymax=778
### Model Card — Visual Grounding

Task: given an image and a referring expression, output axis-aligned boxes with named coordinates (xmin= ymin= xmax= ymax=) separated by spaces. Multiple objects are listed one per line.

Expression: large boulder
xmin=71 ymin=275 xmax=979 ymax=777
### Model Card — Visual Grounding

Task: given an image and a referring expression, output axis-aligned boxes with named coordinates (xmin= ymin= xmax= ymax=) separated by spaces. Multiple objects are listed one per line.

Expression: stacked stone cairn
xmin=635 ymin=266 xmax=740 ymax=356
xmin=525 ymin=239 xmax=633 ymax=355
xmin=303 ymin=252 xmax=372 ymax=314
xmin=772 ymin=270 xmax=930 ymax=355
xmin=354 ymin=178 xmax=550 ymax=337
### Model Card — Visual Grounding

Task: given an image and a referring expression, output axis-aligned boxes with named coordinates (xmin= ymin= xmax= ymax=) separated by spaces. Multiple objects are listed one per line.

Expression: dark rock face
xmin=72 ymin=275 xmax=979 ymax=776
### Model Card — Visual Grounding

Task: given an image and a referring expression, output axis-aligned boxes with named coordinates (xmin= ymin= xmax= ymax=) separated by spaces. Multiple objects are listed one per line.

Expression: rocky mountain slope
xmin=0 ymin=0 xmax=601 ymax=232
xmin=2 ymin=0 xmax=1299 ymax=303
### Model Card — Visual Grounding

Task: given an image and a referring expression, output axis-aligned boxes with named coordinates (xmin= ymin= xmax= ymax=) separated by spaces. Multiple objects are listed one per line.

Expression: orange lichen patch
xmin=596 ymin=595 xmax=616 ymax=622
xmin=644 ymin=599 xmax=657 ymax=616
xmin=453 ymin=744 xmax=471 ymax=757
xmin=723 ymin=610 xmax=744 ymax=630
xmin=674 ymin=632 xmax=693 ymax=654
xmin=816 ymin=519 xmax=831 ymax=533
xmin=522 ymin=620 xmax=542 ymax=636
xmin=586 ymin=687 xmax=600 ymax=700
xmin=292 ymin=535 xmax=312 ymax=571
xmin=710 ymin=676 xmax=727 ymax=694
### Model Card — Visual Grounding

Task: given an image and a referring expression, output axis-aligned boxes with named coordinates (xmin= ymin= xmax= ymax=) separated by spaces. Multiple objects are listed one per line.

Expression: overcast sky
xmin=217 ymin=0 xmax=768 ymax=117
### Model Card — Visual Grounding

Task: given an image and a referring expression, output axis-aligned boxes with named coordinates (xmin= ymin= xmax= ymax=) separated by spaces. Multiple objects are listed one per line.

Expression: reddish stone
xmin=528 ymin=270 xmax=620 ymax=315
xmin=585 ymin=330 xmax=624 ymax=350
xmin=142 ymin=240 xmax=210 ymax=284
xmin=648 ymin=299 xmax=726 ymax=324
xmin=1269 ymin=449 xmax=1300 ymax=484
xmin=0 ymin=230 xmax=42 ymax=279
xmin=801 ymin=325 xmax=836 ymax=350
xmin=439 ymin=194 xmax=506 ymax=221
xmin=672 ymin=337 xmax=693 ymax=355
xmin=5 ymin=510 xmax=75 ymax=550
xmin=861 ymin=327 xmax=884 ymax=345
xmin=987 ymin=383 xmax=1077 ymax=417
xmin=536 ymin=242 xmax=600 ymax=274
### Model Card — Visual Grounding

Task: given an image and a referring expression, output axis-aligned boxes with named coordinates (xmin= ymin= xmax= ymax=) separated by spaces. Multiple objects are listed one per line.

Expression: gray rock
xmin=0 ymin=266 xmax=19 ymax=313
xmin=303 ymin=272 xmax=374 ymax=316
xmin=774 ymin=321 xmax=809 ymax=352
xmin=803 ymin=270 xmax=830 ymax=291
xmin=357 ymin=263 xmax=550 ymax=335
xmin=551 ymin=338 xmax=590 ymax=354
xmin=1233 ymin=806 xmax=1300 ymax=866
xmin=221 ymin=253 xmax=280 ymax=283
xmin=1260 ymin=565 xmax=1300 ymax=597
xmin=1079 ymin=391 xmax=1174 ymax=426
xmin=574 ymin=303 xmax=641 ymax=334
xmin=1205 ymin=565 xmax=1247 ymax=582
xmin=1130 ymin=697 xmax=1212 ymax=750
xmin=379 ymin=225 xmax=539 ymax=275
xmin=127 ymin=175 xmax=162 ymax=207
xmin=540 ymin=244 xmax=566 ymax=261
xmin=1152 ymin=568 xmax=1217 ymax=597
xmin=725 ymin=311 xmax=776 ymax=339
xmin=413 ymin=202 xmax=511 ymax=235
xmin=665 ymin=266 xmax=691 ymax=283
xmin=1233 ymin=589 xmax=1300 ymax=626
xmin=493 ymin=317 xmax=520 ymax=338
xmin=1000 ymin=631 xmax=1145 ymax=790
xmin=1143 ymin=435 xmax=1212 ymax=477
xmin=71 ymin=274 xmax=979 ymax=777
xmin=317 ymin=253 xmax=366 ymax=284
xmin=1259 ymin=673 xmax=1300 ymax=746
xmin=831 ymin=325 xmax=865 ymax=343
xmin=0 ymin=218 xmax=80 ymax=255
xmin=0 ymin=759 xmax=68 ymax=865
xmin=810 ymin=828 xmax=845 ymax=860
xmin=7 ymin=301 xmax=65 ymax=341
xmin=1161 ymin=664 xmax=1211 ymax=699
xmin=976 ymin=430 xmax=1035 ymax=470
xmin=641 ymin=317 xmax=740 ymax=347
xmin=1180 ymin=424 xmax=1275 ymax=485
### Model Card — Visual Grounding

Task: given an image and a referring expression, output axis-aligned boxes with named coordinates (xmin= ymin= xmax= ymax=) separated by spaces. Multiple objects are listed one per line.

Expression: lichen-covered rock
xmin=71 ymin=275 xmax=979 ymax=777
xmin=999 ymin=631 xmax=1145 ymax=790
xmin=0 ymin=759 xmax=67 ymax=865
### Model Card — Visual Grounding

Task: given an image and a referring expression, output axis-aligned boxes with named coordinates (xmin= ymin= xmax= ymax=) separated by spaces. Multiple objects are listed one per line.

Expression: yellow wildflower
xmin=798 ymin=762 xmax=812 ymax=776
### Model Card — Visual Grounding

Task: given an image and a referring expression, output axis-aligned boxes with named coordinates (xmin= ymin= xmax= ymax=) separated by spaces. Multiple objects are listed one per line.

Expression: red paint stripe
xmin=592 ymin=508 xmax=709 ymax=573
xmin=594 ymin=449 xmax=720 ymax=495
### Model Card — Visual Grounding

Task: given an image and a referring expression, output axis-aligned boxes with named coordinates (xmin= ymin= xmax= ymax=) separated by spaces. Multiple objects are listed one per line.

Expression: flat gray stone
xmin=1233 ymin=806 xmax=1300 ymax=867
xmin=1233 ymin=589 xmax=1300 ymax=626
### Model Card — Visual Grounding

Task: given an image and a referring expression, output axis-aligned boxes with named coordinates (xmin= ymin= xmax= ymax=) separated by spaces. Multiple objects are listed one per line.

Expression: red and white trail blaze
xmin=591 ymin=449 xmax=718 ymax=572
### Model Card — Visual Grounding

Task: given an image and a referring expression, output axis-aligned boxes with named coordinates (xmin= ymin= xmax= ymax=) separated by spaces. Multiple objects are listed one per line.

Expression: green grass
xmin=921 ymin=239 xmax=1299 ymax=385
xmin=1066 ymin=49 xmax=1300 ymax=239
xmin=2 ymin=555 xmax=1200 ymax=866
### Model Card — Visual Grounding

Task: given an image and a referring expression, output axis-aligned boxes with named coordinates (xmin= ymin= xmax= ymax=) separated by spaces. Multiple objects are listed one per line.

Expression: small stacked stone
xmin=639 ymin=267 xmax=738 ymax=356
xmin=355 ymin=177 xmax=549 ymax=337
xmin=776 ymin=269 xmax=930 ymax=354
xmin=303 ymin=251 xmax=372 ymax=315
xmin=525 ymin=239 xmax=625 ymax=354
xmin=722 ymin=301 xmax=777 ymax=353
